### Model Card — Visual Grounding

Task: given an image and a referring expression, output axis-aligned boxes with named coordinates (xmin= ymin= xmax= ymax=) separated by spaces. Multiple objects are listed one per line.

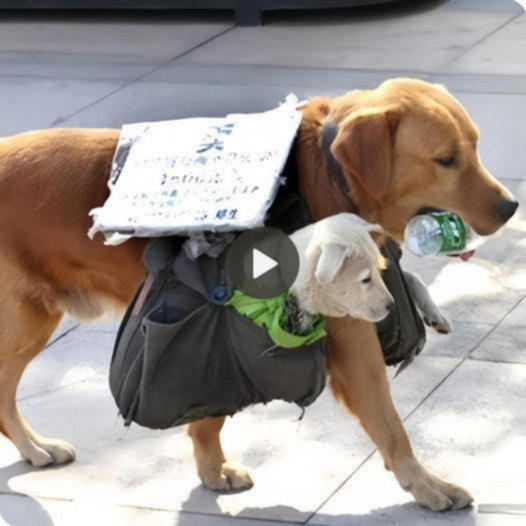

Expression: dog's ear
xmin=330 ymin=106 xmax=400 ymax=199
xmin=315 ymin=244 xmax=348 ymax=285
xmin=355 ymin=220 xmax=385 ymax=244
xmin=366 ymin=223 xmax=384 ymax=234
xmin=345 ymin=214 xmax=384 ymax=234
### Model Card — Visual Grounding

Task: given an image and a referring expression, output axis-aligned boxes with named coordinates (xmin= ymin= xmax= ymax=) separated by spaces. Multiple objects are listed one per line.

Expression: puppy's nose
xmin=495 ymin=198 xmax=519 ymax=222
xmin=385 ymin=298 xmax=395 ymax=311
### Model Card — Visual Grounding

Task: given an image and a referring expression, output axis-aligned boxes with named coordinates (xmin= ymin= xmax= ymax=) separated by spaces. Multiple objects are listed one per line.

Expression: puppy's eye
xmin=434 ymin=155 xmax=456 ymax=168
xmin=361 ymin=276 xmax=371 ymax=284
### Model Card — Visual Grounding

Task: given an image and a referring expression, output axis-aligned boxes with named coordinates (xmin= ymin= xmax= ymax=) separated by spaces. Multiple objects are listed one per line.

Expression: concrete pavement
xmin=0 ymin=1 xmax=525 ymax=524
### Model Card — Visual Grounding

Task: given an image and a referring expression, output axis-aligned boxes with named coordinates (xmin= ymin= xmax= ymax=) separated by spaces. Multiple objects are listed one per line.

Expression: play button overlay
xmin=252 ymin=248 xmax=278 ymax=279
xmin=226 ymin=227 xmax=300 ymax=299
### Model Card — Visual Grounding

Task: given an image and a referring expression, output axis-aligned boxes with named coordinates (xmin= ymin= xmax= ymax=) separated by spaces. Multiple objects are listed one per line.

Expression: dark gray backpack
xmin=109 ymin=189 xmax=327 ymax=429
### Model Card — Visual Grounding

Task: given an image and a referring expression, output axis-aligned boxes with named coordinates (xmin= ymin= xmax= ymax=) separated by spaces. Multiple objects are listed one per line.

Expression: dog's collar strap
xmin=321 ymin=121 xmax=359 ymax=214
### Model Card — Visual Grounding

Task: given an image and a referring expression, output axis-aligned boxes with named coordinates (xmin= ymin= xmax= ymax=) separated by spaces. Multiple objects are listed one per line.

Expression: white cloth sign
xmin=89 ymin=94 xmax=303 ymax=245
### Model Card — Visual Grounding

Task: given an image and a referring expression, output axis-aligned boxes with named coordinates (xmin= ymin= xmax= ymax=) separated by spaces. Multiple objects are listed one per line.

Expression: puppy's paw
xmin=201 ymin=461 xmax=254 ymax=493
xmin=395 ymin=458 xmax=473 ymax=511
xmin=422 ymin=303 xmax=452 ymax=334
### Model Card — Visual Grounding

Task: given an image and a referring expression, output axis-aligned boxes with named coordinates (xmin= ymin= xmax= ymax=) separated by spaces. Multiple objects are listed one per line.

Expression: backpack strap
xmin=143 ymin=237 xmax=184 ymax=275
xmin=132 ymin=273 xmax=155 ymax=316
xmin=375 ymin=238 xmax=426 ymax=367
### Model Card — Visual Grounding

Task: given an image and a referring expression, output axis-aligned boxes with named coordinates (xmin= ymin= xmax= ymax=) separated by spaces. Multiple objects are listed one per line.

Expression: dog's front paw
xmin=25 ymin=437 xmax=76 ymax=467
xmin=395 ymin=458 xmax=473 ymax=511
xmin=201 ymin=461 xmax=254 ymax=492
xmin=422 ymin=303 xmax=452 ymax=334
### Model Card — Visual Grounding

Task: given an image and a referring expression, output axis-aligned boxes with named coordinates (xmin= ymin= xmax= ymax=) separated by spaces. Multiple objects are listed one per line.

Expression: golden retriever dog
xmin=0 ymin=78 xmax=518 ymax=512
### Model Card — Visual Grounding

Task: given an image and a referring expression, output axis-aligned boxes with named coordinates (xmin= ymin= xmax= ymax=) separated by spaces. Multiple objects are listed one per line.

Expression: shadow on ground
xmin=0 ymin=461 xmax=54 ymax=526
xmin=180 ymin=485 xmax=476 ymax=525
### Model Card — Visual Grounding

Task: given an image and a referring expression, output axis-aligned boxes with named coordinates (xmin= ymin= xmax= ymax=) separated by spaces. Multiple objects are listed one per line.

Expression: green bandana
xmin=225 ymin=290 xmax=326 ymax=349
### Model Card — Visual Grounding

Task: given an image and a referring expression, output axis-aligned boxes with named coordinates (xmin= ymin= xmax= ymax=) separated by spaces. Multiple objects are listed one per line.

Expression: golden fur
xmin=0 ymin=78 xmax=516 ymax=510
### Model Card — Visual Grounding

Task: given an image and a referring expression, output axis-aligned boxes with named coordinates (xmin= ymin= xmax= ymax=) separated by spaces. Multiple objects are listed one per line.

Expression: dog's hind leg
xmin=0 ymin=296 xmax=75 ymax=467
xmin=403 ymin=271 xmax=451 ymax=334
xmin=326 ymin=316 xmax=472 ymax=511
xmin=188 ymin=417 xmax=253 ymax=492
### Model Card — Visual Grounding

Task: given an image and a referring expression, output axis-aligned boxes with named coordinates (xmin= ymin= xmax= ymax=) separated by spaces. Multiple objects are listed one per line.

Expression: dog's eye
xmin=434 ymin=156 xmax=456 ymax=168
xmin=361 ymin=276 xmax=371 ymax=284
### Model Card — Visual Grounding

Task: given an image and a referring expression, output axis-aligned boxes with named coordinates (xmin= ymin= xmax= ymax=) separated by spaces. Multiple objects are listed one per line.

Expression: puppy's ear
xmin=330 ymin=106 xmax=400 ymax=199
xmin=315 ymin=244 xmax=348 ymax=285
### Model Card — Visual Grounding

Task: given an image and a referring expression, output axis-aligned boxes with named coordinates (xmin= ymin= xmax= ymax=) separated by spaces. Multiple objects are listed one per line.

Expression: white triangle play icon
xmin=252 ymin=248 xmax=278 ymax=279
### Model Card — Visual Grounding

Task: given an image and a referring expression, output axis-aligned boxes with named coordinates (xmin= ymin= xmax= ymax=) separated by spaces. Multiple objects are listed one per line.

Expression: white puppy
xmin=289 ymin=213 xmax=394 ymax=323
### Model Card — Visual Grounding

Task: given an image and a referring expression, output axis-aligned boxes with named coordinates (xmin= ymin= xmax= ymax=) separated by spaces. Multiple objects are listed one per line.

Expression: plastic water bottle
xmin=404 ymin=212 xmax=481 ymax=257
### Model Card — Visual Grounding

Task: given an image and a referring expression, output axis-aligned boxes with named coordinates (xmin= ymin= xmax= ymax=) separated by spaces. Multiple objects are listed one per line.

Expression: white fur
xmin=290 ymin=213 xmax=393 ymax=322
xmin=403 ymin=270 xmax=451 ymax=333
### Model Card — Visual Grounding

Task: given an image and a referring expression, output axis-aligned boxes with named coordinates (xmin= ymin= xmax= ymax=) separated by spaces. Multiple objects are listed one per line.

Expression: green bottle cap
xmin=431 ymin=212 xmax=467 ymax=253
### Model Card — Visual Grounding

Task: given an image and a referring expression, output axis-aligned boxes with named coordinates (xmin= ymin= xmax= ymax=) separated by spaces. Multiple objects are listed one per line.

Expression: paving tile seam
xmin=29 ymin=74 xmax=526 ymax=98
xmin=0 ymin=491 xmax=304 ymax=523
xmin=497 ymin=177 xmax=526 ymax=182
xmin=177 ymin=511 xmax=303 ymax=525
xmin=478 ymin=503 xmax=526 ymax=515
xmin=53 ymin=24 xmax=236 ymax=128
xmin=438 ymin=10 xmax=524 ymax=73
xmin=44 ymin=323 xmax=81 ymax=349
xmin=24 ymin=320 xmax=119 ymax=401
xmin=4 ymin=66 xmax=526 ymax=97
xmin=450 ymin=88 xmax=526 ymax=95
xmin=16 ymin=376 xmax=96 ymax=403
xmin=0 ymin=73 xmax=150 ymax=82
xmin=468 ymin=356 xmax=526 ymax=366
xmin=0 ymin=491 xmax=73 ymax=503
xmin=171 ymin=63 xmax=526 ymax=77
xmin=150 ymin=63 xmax=526 ymax=82
xmin=390 ymin=292 xmax=526 ymax=422
xmin=76 ymin=329 xmax=119 ymax=334
xmin=131 ymin=63 xmax=526 ymax=80
xmin=302 ymin=447 xmax=377 ymax=524
xmin=0 ymin=49 xmax=185 ymax=58
xmin=175 ymin=510 xmax=301 ymax=525
xmin=303 ymin=292 xmax=526 ymax=523
xmin=99 ymin=77 xmax=526 ymax=96
xmin=0 ymin=66 xmax=430 ymax=85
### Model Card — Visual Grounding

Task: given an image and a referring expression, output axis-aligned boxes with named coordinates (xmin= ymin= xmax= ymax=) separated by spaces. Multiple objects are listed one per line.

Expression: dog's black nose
xmin=495 ymin=198 xmax=519 ymax=222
